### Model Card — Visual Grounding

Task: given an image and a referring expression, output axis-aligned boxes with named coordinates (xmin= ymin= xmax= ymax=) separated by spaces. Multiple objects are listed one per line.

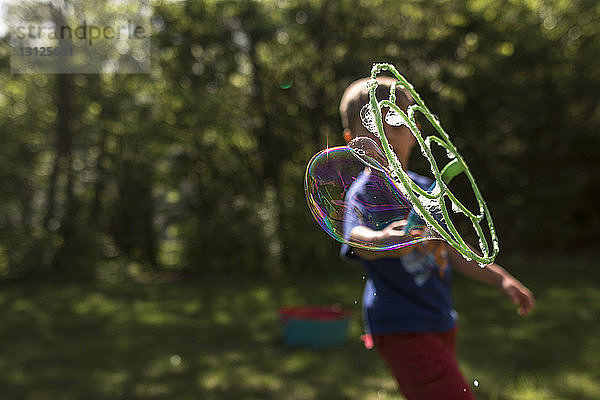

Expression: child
xmin=339 ymin=77 xmax=535 ymax=400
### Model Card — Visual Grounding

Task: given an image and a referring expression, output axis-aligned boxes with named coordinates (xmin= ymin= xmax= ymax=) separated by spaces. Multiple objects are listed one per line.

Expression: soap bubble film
xmin=347 ymin=136 xmax=389 ymax=173
xmin=359 ymin=103 xmax=379 ymax=136
xmin=384 ymin=107 xmax=408 ymax=127
xmin=304 ymin=145 xmax=439 ymax=251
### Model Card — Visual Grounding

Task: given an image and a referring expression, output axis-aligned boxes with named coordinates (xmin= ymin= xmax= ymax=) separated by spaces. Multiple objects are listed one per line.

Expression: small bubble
xmin=295 ymin=10 xmax=308 ymax=24
xmin=354 ymin=300 xmax=358 ymax=304
xmin=362 ymin=275 xmax=366 ymax=280
xmin=473 ymin=379 xmax=479 ymax=387
xmin=170 ymin=354 xmax=182 ymax=367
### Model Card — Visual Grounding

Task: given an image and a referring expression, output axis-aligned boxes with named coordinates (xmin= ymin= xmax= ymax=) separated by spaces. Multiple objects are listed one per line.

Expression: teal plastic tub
xmin=279 ymin=305 xmax=352 ymax=348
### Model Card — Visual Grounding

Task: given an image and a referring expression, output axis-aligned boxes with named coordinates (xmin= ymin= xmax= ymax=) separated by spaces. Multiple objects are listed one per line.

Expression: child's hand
xmin=500 ymin=276 xmax=535 ymax=316
xmin=350 ymin=221 xmax=417 ymax=260
xmin=380 ymin=220 xmax=409 ymax=240
xmin=379 ymin=221 xmax=415 ymax=256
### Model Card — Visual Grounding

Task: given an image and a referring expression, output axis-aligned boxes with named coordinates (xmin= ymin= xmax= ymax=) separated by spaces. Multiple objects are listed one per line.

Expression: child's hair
xmin=339 ymin=76 xmax=414 ymax=138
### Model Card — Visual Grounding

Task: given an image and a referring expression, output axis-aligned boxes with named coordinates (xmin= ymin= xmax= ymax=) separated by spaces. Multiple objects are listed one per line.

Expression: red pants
xmin=373 ymin=327 xmax=475 ymax=400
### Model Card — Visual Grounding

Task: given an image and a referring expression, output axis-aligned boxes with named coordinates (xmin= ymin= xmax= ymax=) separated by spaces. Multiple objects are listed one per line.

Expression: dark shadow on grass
xmin=0 ymin=273 xmax=397 ymax=399
xmin=0 ymin=255 xmax=597 ymax=399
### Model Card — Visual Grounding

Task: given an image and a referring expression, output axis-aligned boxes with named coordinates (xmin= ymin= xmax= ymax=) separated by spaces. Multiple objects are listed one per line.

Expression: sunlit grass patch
xmin=0 ymin=254 xmax=597 ymax=399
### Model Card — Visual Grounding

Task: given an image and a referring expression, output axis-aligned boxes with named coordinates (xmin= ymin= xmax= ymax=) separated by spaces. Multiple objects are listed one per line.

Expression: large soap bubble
xmin=304 ymin=139 xmax=439 ymax=251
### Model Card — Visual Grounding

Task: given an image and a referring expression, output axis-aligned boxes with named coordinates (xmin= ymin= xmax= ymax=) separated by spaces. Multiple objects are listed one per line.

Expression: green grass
xmin=0 ymin=254 xmax=598 ymax=399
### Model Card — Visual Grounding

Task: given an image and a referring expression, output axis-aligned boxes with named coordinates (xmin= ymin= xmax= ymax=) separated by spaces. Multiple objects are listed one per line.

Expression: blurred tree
xmin=0 ymin=0 xmax=597 ymax=279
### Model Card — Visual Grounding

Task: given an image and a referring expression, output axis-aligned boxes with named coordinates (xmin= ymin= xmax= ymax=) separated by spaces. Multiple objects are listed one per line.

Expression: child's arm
xmin=448 ymin=247 xmax=535 ymax=316
xmin=350 ymin=221 xmax=415 ymax=260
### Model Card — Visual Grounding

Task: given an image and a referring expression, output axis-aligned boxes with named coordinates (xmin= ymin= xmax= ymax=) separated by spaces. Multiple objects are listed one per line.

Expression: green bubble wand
xmin=366 ymin=63 xmax=499 ymax=265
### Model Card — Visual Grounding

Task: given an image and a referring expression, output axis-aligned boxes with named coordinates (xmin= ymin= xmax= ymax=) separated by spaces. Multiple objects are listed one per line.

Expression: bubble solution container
xmin=279 ymin=305 xmax=352 ymax=348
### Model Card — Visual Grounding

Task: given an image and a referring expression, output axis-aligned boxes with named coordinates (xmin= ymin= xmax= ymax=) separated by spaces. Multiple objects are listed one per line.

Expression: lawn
xmin=0 ymin=254 xmax=598 ymax=399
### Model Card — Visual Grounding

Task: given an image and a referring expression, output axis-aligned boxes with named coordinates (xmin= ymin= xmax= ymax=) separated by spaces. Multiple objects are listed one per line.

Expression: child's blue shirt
xmin=341 ymin=169 xmax=457 ymax=334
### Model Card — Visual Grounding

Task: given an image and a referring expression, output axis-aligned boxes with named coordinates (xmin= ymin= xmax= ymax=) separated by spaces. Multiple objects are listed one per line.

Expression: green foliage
xmin=0 ymin=0 xmax=598 ymax=277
